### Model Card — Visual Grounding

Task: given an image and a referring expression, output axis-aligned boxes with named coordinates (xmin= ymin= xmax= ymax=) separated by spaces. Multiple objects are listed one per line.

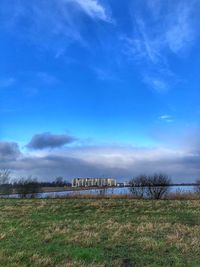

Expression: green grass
xmin=0 ymin=199 xmax=200 ymax=267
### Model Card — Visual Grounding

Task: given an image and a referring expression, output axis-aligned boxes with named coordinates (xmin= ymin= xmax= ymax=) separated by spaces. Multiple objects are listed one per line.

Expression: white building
xmin=72 ymin=178 xmax=117 ymax=187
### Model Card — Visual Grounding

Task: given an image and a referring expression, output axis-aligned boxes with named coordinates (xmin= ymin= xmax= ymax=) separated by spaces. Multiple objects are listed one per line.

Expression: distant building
xmin=72 ymin=178 xmax=117 ymax=187
xmin=117 ymin=182 xmax=125 ymax=187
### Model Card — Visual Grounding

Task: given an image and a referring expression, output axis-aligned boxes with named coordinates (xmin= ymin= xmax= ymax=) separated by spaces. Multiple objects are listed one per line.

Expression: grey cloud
xmin=26 ymin=132 xmax=76 ymax=150
xmin=10 ymin=155 xmax=109 ymax=179
xmin=0 ymin=142 xmax=21 ymax=161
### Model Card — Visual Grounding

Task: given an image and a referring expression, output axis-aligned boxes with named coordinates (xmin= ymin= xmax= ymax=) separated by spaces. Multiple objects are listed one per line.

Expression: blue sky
xmin=0 ymin=0 xmax=200 ymax=181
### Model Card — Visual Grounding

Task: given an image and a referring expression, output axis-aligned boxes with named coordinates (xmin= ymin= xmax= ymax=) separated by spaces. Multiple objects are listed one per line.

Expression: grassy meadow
xmin=0 ymin=199 xmax=200 ymax=267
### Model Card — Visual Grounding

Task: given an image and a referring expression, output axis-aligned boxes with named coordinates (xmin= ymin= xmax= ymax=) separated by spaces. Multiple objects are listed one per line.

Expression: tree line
xmin=0 ymin=169 xmax=200 ymax=199
xmin=0 ymin=169 xmax=71 ymax=198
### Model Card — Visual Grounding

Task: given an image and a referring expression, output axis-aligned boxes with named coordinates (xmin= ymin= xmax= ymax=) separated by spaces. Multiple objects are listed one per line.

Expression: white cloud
xmin=0 ymin=77 xmax=15 ymax=88
xmin=133 ymin=1 xmax=196 ymax=59
xmin=0 ymin=0 xmax=111 ymax=52
xmin=165 ymin=3 xmax=195 ymax=54
xmin=36 ymin=72 xmax=59 ymax=85
xmin=159 ymin=115 xmax=171 ymax=120
xmin=143 ymin=75 xmax=169 ymax=93
xmin=130 ymin=18 xmax=162 ymax=64
xmin=68 ymin=0 xmax=110 ymax=22
xmin=159 ymin=115 xmax=173 ymax=123
xmin=124 ymin=0 xmax=199 ymax=92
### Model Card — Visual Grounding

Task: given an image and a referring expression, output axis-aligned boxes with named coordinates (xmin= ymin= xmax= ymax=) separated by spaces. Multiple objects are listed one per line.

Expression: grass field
xmin=0 ymin=199 xmax=200 ymax=267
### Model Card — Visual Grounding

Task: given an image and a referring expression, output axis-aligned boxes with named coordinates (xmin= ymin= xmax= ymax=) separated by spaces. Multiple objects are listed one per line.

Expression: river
xmin=1 ymin=185 xmax=196 ymax=198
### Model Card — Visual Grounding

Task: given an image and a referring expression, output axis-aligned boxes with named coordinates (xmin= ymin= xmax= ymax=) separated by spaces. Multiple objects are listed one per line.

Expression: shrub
xmin=129 ymin=173 xmax=171 ymax=199
xmin=146 ymin=173 xmax=171 ymax=199
xmin=129 ymin=175 xmax=148 ymax=198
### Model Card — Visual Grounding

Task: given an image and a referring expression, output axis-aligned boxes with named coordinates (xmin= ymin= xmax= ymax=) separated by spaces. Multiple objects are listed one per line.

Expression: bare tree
xmin=194 ymin=179 xmax=200 ymax=194
xmin=129 ymin=175 xmax=148 ymax=198
xmin=14 ymin=177 xmax=41 ymax=198
xmin=129 ymin=173 xmax=171 ymax=199
xmin=0 ymin=169 xmax=12 ymax=195
xmin=0 ymin=169 xmax=10 ymax=184
xmin=146 ymin=173 xmax=171 ymax=199
xmin=53 ymin=177 xmax=65 ymax=187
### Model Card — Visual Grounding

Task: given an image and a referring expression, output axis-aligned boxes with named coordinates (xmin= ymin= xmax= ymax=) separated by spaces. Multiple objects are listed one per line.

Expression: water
xmin=1 ymin=185 xmax=195 ymax=198
xmin=39 ymin=185 xmax=196 ymax=198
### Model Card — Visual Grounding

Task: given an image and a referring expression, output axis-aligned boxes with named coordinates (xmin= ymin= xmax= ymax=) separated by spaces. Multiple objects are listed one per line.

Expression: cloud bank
xmin=1 ymin=131 xmax=200 ymax=182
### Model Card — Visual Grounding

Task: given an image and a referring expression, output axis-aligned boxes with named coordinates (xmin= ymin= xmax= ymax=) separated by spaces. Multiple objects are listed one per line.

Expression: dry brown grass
xmin=168 ymin=192 xmax=200 ymax=200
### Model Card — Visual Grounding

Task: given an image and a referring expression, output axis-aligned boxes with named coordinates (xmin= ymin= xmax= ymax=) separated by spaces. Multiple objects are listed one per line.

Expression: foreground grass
xmin=0 ymin=199 xmax=200 ymax=267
